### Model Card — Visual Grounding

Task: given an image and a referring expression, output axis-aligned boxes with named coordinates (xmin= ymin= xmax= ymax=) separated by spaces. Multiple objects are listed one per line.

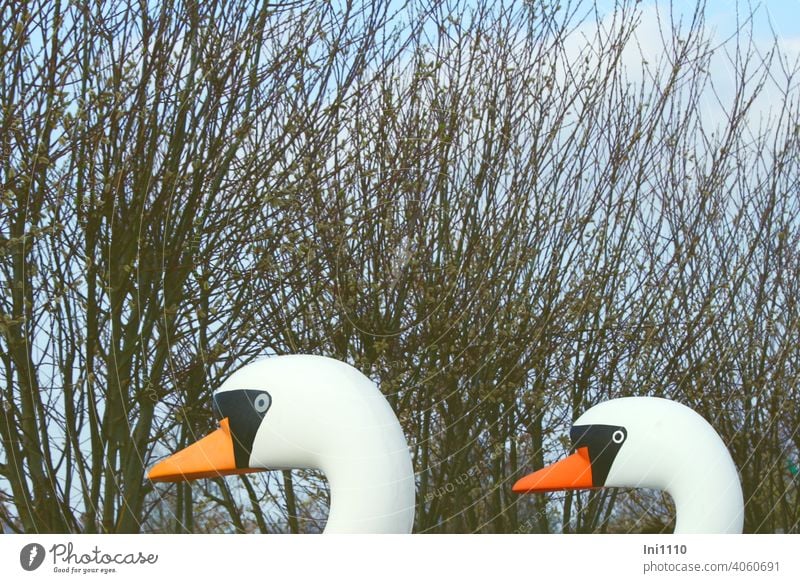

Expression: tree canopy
xmin=1 ymin=0 xmax=798 ymax=533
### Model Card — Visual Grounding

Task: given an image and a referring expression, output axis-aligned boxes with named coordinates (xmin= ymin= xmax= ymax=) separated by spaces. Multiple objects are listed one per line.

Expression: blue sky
xmin=728 ymin=0 xmax=800 ymax=40
xmin=556 ymin=1 xmax=800 ymax=134
xmin=582 ymin=0 xmax=800 ymax=42
xmin=630 ymin=1 xmax=800 ymax=43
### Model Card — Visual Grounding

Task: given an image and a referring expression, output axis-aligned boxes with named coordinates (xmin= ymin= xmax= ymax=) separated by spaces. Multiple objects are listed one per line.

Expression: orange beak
xmin=512 ymin=446 xmax=595 ymax=493
xmin=148 ymin=418 xmax=261 ymax=482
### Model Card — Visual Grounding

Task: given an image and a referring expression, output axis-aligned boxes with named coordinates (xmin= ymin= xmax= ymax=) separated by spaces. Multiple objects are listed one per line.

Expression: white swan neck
xmin=668 ymin=461 xmax=744 ymax=534
xmin=322 ymin=440 xmax=415 ymax=533
xmin=594 ymin=397 xmax=744 ymax=533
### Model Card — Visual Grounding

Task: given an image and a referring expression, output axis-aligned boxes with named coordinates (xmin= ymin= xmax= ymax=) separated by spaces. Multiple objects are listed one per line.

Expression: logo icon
xmin=20 ymin=543 xmax=46 ymax=571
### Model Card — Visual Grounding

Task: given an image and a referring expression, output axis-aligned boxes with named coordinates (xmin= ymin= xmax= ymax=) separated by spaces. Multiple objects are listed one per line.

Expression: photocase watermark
xmin=19 ymin=541 xmax=159 ymax=575
xmin=511 ymin=510 xmax=550 ymax=534
xmin=422 ymin=443 xmax=506 ymax=503
xmin=423 ymin=464 xmax=481 ymax=503
xmin=20 ymin=543 xmax=46 ymax=571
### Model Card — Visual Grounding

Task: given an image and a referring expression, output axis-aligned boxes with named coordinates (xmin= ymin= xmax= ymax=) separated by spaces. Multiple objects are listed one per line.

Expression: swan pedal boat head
xmin=148 ymin=355 xmax=415 ymax=533
xmin=513 ymin=396 xmax=744 ymax=534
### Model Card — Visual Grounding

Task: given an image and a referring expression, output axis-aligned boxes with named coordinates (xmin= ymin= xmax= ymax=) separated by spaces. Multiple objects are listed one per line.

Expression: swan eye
xmin=254 ymin=393 xmax=271 ymax=414
xmin=612 ymin=429 xmax=626 ymax=444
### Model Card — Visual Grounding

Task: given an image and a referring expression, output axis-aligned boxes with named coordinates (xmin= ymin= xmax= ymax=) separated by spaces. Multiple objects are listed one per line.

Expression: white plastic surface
xmin=575 ymin=397 xmax=744 ymax=533
xmin=216 ymin=355 xmax=415 ymax=533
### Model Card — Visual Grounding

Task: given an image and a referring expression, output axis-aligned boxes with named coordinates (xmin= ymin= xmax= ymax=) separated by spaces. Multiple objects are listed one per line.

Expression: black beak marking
xmin=212 ymin=390 xmax=272 ymax=468
xmin=570 ymin=424 xmax=628 ymax=487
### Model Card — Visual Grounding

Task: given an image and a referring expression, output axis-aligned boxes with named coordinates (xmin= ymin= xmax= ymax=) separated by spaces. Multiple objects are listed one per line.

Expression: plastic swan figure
xmin=149 ymin=355 xmax=415 ymax=533
xmin=513 ymin=397 xmax=744 ymax=533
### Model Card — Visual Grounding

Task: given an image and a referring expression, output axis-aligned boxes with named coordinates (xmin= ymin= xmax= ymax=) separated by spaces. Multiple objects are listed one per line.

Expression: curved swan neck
xmin=667 ymin=456 xmax=744 ymax=534
xmin=220 ymin=355 xmax=416 ymax=533
xmin=591 ymin=397 xmax=744 ymax=533
xmin=321 ymin=438 xmax=415 ymax=533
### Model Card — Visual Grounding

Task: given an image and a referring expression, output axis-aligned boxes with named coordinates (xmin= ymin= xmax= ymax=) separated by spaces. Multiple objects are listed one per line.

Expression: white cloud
xmin=558 ymin=1 xmax=800 ymax=134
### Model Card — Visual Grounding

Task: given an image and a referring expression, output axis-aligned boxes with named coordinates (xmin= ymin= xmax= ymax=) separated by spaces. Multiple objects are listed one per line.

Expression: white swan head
xmin=513 ymin=397 xmax=744 ymax=533
xmin=148 ymin=355 xmax=415 ymax=533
